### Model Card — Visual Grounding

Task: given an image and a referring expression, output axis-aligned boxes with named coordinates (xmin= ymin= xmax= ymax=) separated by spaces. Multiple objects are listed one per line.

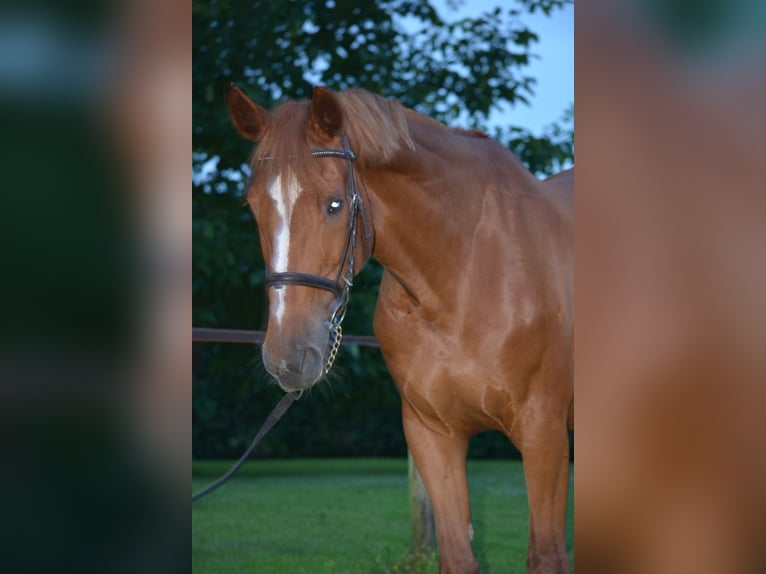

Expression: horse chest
xmin=374 ymin=290 xmax=525 ymax=434
xmin=373 ymin=260 xmax=571 ymax=437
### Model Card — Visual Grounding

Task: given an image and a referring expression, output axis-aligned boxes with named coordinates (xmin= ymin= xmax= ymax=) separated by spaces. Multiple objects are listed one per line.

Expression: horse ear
xmin=310 ymin=86 xmax=343 ymax=138
xmin=226 ymin=84 xmax=269 ymax=141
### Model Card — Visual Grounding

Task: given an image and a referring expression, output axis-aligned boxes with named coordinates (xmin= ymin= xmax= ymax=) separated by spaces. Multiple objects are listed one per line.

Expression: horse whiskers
xmin=247 ymin=352 xmax=272 ymax=392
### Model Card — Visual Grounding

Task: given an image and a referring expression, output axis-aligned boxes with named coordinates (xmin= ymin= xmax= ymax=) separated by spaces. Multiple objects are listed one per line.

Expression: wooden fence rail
xmin=192 ymin=327 xmax=379 ymax=347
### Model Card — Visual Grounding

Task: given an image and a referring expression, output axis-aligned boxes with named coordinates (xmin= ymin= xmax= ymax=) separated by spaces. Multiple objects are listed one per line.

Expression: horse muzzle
xmin=262 ymin=340 xmax=325 ymax=391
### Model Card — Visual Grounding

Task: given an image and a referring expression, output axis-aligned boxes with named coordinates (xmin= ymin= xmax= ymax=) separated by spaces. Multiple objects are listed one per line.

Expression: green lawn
xmin=192 ymin=459 xmax=573 ymax=573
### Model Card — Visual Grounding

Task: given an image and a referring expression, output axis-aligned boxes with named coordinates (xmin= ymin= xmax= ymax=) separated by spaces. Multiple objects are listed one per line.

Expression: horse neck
xmin=361 ymin=120 xmax=532 ymax=311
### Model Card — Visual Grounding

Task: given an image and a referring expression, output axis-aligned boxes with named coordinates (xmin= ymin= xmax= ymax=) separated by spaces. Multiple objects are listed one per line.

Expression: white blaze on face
xmin=267 ymin=170 xmax=303 ymax=326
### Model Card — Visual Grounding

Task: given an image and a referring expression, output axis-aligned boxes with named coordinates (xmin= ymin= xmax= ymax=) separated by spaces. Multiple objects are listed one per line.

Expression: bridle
xmin=263 ymin=135 xmax=373 ymax=375
xmin=193 ymin=137 xmax=372 ymax=503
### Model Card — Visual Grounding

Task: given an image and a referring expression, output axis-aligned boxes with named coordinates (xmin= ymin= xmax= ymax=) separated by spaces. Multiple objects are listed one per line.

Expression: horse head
xmin=226 ymin=85 xmax=371 ymax=392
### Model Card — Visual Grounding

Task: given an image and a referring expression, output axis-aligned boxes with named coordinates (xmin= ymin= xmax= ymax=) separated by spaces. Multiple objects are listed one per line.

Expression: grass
xmin=192 ymin=458 xmax=574 ymax=573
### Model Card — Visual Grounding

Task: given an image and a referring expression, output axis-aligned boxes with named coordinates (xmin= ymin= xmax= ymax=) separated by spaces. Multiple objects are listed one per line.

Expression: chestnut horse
xmin=226 ymin=85 xmax=573 ymax=574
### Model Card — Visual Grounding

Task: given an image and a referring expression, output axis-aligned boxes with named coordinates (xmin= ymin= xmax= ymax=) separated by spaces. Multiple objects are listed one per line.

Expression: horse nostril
xmin=264 ymin=342 xmax=325 ymax=387
xmin=298 ymin=344 xmax=323 ymax=374
xmin=277 ymin=359 xmax=301 ymax=376
xmin=274 ymin=345 xmax=321 ymax=377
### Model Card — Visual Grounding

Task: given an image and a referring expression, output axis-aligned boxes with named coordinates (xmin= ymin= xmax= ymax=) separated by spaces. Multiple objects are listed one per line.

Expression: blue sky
xmin=431 ymin=0 xmax=574 ymax=133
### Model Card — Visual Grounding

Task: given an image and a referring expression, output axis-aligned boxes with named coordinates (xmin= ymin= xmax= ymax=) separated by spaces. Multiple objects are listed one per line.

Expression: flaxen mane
xmin=336 ymin=89 xmax=415 ymax=165
xmin=247 ymin=89 xmax=486 ymax=203
xmin=249 ymin=90 xmax=415 ymax=199
xmin=249 ymin=101 xmax=315 ymax=196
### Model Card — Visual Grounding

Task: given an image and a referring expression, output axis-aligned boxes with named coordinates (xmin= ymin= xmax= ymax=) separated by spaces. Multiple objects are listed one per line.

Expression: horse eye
xmin=327 ymin=198 xmax=343 ymax=215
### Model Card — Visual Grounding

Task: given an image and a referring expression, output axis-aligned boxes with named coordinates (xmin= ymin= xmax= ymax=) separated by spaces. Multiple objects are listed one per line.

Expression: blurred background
xmin=576 ymin=0 xmax=766 ymax=572
xmin=0 ymin=0 xmax=189 ymax=572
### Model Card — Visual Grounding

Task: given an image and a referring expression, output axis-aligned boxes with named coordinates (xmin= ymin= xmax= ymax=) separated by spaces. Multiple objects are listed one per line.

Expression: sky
xmin=431 ymin=0 xmax=574 ymax=134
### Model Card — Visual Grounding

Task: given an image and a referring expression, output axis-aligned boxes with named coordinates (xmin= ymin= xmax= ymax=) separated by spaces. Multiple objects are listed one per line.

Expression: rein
xmin=192 ymin=391 xmax=299 ymax=502
xmin=264 ymin=135 xmax=372 ymax=375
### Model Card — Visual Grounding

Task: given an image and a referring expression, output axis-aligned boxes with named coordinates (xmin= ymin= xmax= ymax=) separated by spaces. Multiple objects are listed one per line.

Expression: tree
xmin=192 ymin=0 xmax=573 ymax=459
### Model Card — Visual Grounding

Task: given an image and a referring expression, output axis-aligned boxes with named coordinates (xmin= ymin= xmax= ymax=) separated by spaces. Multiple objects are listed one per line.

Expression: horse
xmin=226 ymin=85 xmax=573 ymax=574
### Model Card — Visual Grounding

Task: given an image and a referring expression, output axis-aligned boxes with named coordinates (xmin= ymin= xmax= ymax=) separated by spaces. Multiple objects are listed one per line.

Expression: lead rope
xmin=192 ymin=391 xmax=299 ymax=502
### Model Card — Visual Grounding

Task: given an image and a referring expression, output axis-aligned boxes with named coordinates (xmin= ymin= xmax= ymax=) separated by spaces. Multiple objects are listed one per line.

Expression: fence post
xmin=408 ymin=449 xmax=435 ymax=553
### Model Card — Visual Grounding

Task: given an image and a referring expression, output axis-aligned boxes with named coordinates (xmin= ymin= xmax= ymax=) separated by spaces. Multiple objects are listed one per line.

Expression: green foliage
xmin=192 ymin=0 xmax=573 ymax=459
xmin=502 ymin=103 xmax=574 ymax=176
xmin=516 ymin=0 xmax=573 ymax=15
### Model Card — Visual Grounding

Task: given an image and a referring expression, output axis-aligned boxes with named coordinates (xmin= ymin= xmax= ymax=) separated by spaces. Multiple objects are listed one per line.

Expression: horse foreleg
xmin=402 ymin=400 xmax=479 ymax=574
xmin=516 ymin=407 xmax=571 ymax=574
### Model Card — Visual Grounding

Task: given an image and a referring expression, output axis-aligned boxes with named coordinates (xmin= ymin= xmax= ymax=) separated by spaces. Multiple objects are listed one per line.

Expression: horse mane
xmin=249 ymin=89 xmax=416 ymax=196
xmin=335 ymin=91 xmax=489 ymax=159
xmin=337 ymin=89 xmax=415 ymax=165
xmin=249 ymin=101 xmax=315 ymax=194
xmin=249 ymin=89 xmax=490 ymax=199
